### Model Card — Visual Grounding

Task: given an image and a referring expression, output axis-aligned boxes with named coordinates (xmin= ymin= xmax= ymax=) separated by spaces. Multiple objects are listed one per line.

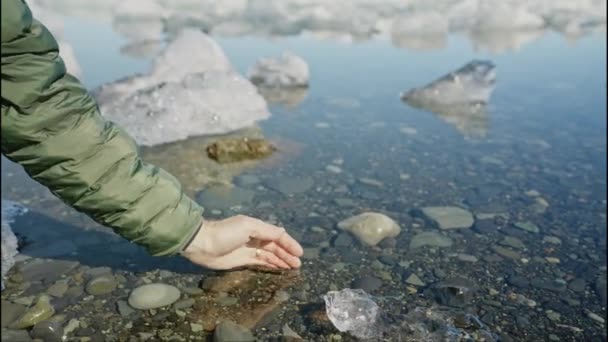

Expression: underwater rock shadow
xmin=9 ymin=209 xmax=207 ymax=275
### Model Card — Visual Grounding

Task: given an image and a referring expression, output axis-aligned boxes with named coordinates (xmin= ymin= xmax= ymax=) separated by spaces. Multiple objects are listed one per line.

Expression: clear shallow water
xmin=1 ymin=4 xmax=607 ymax=341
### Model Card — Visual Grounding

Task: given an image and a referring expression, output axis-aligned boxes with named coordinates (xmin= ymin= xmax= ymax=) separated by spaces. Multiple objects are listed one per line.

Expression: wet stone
xmin=30 ymin=320 xmax=64 ymax=342
xmin=415 ymin=206 xmax=475 ymax=230
xmin=85 ymin=275 xmax=117 ymax=295
xmin=405 ymin=274 xmax=425 ymax=287
xmin=1 ymin=329 xmax=32 ymax=342
xmin=378 ymin=255 xmax=397 ymax=266
xmin=265 ymin=176 xmax=314 ymax=196
xmin=492 ymin=246 xmax=521 ymax=260
xmin=196 ymin=185 xmax=256 ymax=210
xmin=173 ymin=298 xmax=196 ymax=310
xmin=10 ymin=295 xmax=55 ymax=329
xmin=507 ymin=276 xmax=530 ymax=289
xmin=19 ymin=260 xmax=79 ymax=284
xmin=568 ymin=278 xmax=586 ymax=293
xmin=337 ymin=212 xmax=401 ymax=246
xmin=1 ymin=300 xmax=26 ymax=328
xmin=499 ymin=236 xmax=526 ymax=250
xmin=332 ymin=232 xmax=354 ymax=247
xmin=46 ymin=281 xmax=69 ymax=298
xmin=378 ymin=237 xmax=397 ymax=249
xmin=530 ymin=278 xmax=567 ymax=293
xmin=128 ymin=283 xmax=181 ymax=310
xmin=116 ymin=300 xmax=135 ymax=317
xmin=351 ymin=276 xmax=383 ymax=292
xmin=513 ymin=221 xmax=540 ymax=234
xmin=409 ymin=231 xmax=453 ymax=249
xmin=473 ymin=219 xmax=498 ymax=234
xmin=213 ymin=320 xmax=255 ymax=342
xmin=429 ymin=277 xmax=477 ymax=308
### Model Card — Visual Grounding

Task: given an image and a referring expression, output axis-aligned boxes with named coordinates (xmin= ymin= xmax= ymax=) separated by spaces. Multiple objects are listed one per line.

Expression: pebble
xmin=19 ymin=260 xmax=79 ymax=283
xmin=85 ymin=275 xmax=117 ymax=295
xmin=492 ymin=246 xmax=521 ymax=260
xmin=543 ymin=236 xmax=562 ymax=245
xmin=513 ymin=221 xmax=540 ymax=234
xmin=234 ymin=175 xmax=261 ymax=187
xmin=173 ymin=298 xmax=196 ymax=310
xmin=282 ymin=324 xmax=303 ymax=340
xmin=530 ymin=278 xmax=567 ymax=293
xmin=545 ymin=310 xmax=561 ymax=322
xmin=85 ymin=267 xmax=112 ymax=278
xmin=416 ymin=206 xmax=474 ymax=230
xmin=190 ymin=323 xmax=204 ymax=333
xmin=326 ymin=165 xmax=342 ymax=174
xmin=357 ymin=178 xmax=383 ymax=187
xmin=182 ymin=287 xmax=203 ymax=296
xmin=507 ymin=276 xmax=530 ymax=288
xmin=30 ymin=320 xmax=63 ymax=342
xmin=1 ymin=329 xmax=32 ymax=341
xmin=399 ymin=126 xmax=418 ymax=135
xmin=405 ymin=274 xmax=425 ymax=286
xmin=213 ymin=320 xmax=255 ymax=342
xmin=337 ymin=212 xmax=401 ymax=246
xmin=499 ymin=236 xmax=526 ymax=250
xmin=116 ymin=300 xmax=134 ymax=317
xmin=63 ymin=319 xmax=80 ymax=335
xmin=265 ymin=176 xmax=314 ymax=195
xmin=457 ymin=254 xmax=478 ymax=262
xmin=10 ymin=295 xmax=55 ymax=329
xmin=128 ymin=283 xmax=181 ymax=310
xmin=196 ymin=185 xmax=256 ymax=210
xmin=409 ymin=231 xmax=453 ymax=249
xmin=46 ymin=281 xmax=69 ymax=298
xmin=545 ymin=257 xmax=560 ymax=264
xmin=1 ymin=301 xmax=26 ymax=328
xmin=332 ymin=232 xmax=354 ymax=247
xmin=586 ymin=311 xmax=605 ymax=324
xmin=333 ymin=198 xmax=356 ymax=208
xmin=351 ymin=276 xmax=383 ymax=292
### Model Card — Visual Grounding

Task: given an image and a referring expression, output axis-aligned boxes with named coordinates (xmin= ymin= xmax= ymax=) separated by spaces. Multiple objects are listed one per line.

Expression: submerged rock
xmin=128 ymin=283 xmax=181 ymax=310
xmin=428 ymin=277 xmax=478 ymax=308
xmin=207 ymin=138 xmax=276 ymax=163
xmin=265 ymin=176 xmax=314 ymax=196
xmin=85 ymin=275 xmax=117 ymax=295
xmin=193 ymin=270 xmax=299 ymax=331
xmin=413 ymin=206 xmax=474 ymax=230
xmin=213 ymin=320 xmax=255 ymax=342
xmin=409 ymin=231 xmax=453 ymax=249
xmin=10 ymin=295 xmax=55 ymax=329
xmin=248 ymin=52 xmax=310 ymax=88
xmin=30 ymin=320 xmax=63 ymax=342
xmin=337 ymin=212 xmax=401 ymax=246
xmin=513 ymin=221 xmax=540 ymax=233
xmin=195 ymin=184 xmax=256 ymax=210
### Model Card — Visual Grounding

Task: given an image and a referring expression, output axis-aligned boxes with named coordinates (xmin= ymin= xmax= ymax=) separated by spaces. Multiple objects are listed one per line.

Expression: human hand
xmin=181 ymin=215 xmax=304 ymax=270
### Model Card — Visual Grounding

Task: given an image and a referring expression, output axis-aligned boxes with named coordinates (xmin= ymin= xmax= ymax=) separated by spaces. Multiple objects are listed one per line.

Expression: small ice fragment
xmin=323 ymin=288 xmax=382 ymax=338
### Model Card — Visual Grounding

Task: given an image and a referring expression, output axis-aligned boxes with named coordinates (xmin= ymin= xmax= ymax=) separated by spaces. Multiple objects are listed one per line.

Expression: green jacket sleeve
xmin=0 ymin=0 xmax=204 ymax=256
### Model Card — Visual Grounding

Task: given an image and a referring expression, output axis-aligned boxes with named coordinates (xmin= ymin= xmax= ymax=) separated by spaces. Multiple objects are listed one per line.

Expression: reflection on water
xmin=2 ymin=1 xmax=606 ymax=341
xmin=30 ymin=0 xmax=607 ymax=54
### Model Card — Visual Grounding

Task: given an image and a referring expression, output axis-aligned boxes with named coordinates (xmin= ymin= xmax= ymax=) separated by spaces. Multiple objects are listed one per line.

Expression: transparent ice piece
xmin=323 ymin=288 xmax=382 ymax=339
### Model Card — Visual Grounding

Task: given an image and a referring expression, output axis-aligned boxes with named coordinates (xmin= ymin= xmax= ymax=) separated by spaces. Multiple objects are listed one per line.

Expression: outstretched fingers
xmin=248 ymin=220 xmax=303 ymax=257
xmin=262 ymin=242 xmax=302 ymax=268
